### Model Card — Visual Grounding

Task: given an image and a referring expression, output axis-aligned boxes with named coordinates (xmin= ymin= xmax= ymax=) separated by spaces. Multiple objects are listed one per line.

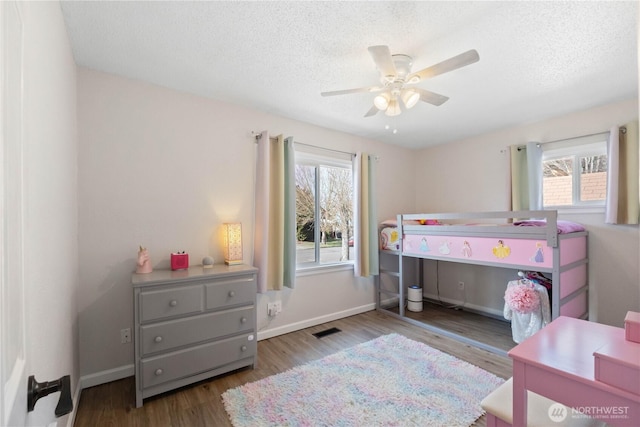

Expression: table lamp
xmin=223 ymin=223 xmax=243 ymax=265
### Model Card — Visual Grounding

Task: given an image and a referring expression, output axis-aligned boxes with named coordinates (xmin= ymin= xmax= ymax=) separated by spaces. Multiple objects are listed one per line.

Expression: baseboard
xmin=379 ymin=293 xmax=504 ymax=320
xmin=380 ymin=296 xmax=399 ymax=307
xmin=422 ymin=292 xmax=504 ymax=318
xmin=63 ymin=378 xmax=82 ymax=427
xmin=79 ymin=364 xmax=134 ymax=390
xmin=257 ymin=303 xmax=376 ymax=340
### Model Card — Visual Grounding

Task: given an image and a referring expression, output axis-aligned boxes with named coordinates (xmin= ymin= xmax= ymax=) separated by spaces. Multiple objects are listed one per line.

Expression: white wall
xmin=76 ymin=68 xmax=417 ymax=378
xmin=21 ymin=2 xmax=79 ymax=425
xmin=75 ymin=59 xmax=637 ymax=385
xmin=414 ymin=98 xmax=639 ymax=327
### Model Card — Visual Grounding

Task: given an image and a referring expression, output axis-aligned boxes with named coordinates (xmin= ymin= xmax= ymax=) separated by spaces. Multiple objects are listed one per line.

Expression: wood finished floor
xmin=74 ymin=310 xmax=512 ymax=427
xmin=387 ymin=300 xmax=516 ymax=353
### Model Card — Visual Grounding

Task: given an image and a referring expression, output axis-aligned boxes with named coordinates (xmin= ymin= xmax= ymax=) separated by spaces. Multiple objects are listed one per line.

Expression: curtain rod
xmin=251 ymin=131 xmax=356 ymax=158
xmin=295 ymin=141 xmax=356 ymax=158
xmin=540 ymin=129 xmax=616 ymax=145
xmin=516 ymin=128 xmax=624 ymax=151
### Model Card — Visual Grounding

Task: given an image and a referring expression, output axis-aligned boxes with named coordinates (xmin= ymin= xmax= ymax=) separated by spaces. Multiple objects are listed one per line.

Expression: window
xmin=541 ymin=135 xmax=608 ymax=208
xmin=295 ymin=146 xmax=354 ymax=269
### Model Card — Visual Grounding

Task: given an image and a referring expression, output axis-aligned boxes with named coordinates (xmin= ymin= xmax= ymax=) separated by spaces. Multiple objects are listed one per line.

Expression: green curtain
xmin=510 ymin=145 xmax=529 ymax=211
xmin=283 ymin=137 xmax=296 ymax=287
xmin=510 ymin=142 xmax=542 ymax=211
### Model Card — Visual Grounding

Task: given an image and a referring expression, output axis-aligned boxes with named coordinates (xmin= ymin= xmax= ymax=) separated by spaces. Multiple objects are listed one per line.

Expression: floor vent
xmin=312 ymin=327 xmax=341 ymax=339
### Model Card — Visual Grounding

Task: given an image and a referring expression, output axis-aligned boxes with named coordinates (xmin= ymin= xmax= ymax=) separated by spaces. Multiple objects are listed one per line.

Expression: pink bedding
xmin=513 ymin=220 xmax=586 ymax=234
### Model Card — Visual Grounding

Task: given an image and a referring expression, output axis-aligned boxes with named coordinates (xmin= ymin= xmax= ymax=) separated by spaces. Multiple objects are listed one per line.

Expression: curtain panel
xmin=606 ymin=120 xmax=639 ymax=225
xmin=354 ymin=152 xmax=379 ymax=277
xmin=253 ymin=132 xmax=296 ymax=293
xmin=510 ymin=145 xmax=528 ymax=211
xmin=509 ymin=142 xmax=542 ymax=211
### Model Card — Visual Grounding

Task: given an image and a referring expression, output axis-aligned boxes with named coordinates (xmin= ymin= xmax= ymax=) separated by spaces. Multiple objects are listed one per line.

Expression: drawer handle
xmin=169 ymin=300 xmax=178 ymax=307
xmin=228 ymin=291 xmax=235 ymax=297
xmin=241 ymin=345 xmax=247 ymax=352
xmin=154 ymin=336 xmax=163 ymax=343
xmin=155 ymin=368 xmax=163 ymax=376
xmin=240 ymin=317 xmax=247 ymax=323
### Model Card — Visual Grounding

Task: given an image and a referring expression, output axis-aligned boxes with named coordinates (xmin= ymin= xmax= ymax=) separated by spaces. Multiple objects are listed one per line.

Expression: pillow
xmin=380 ymin=219 xmax=436 ymax=227
xmin=514 ymin=219 xmax=586 ymax=234
xmin=380 ymin=227 xmax=400 ymax=250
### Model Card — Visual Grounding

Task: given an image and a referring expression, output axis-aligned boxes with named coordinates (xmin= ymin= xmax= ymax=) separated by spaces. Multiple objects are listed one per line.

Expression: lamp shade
xmin=223 ymin=223 xmax=243 ymax=265
xmin=373 ymin=92 xmax=390 ymax=110
xmin=401 ymin=89 xmax=420 ymax=109
xmin=385 ymin=98 xmax=401 ymax=116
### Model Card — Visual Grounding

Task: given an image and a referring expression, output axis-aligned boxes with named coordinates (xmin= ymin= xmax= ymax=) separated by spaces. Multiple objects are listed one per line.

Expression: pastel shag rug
xmin=222 ymin=333 xmax=504 ymax=426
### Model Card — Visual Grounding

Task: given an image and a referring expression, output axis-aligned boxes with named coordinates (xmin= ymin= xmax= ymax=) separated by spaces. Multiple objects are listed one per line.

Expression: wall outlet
xmin=267 ymin=301 xmax=282 ymax=317
xmin=121 ymin=328 xmax=131 ymax=344
xmin=458 ymin=281 xmax=465 ymax=290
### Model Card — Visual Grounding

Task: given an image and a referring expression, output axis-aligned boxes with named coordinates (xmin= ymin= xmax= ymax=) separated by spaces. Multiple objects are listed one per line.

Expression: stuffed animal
xmin=136 ymin=245 xmax=152 ymax=274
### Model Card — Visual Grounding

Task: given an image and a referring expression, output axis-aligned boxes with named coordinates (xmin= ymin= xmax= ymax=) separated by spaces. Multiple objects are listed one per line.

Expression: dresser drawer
xmin=140 ymin=306 xmax=255 ymax=356
xmin=139 ymin=284 xmax=203 ymax=323
xmin=141 ymin=333 xmax=256 ymax=388
xmin=205 ymin=275 xmax=255 ymax=310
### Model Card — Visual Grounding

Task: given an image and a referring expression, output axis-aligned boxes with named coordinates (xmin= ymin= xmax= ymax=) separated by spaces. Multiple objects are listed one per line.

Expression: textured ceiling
xmin=60 ymin=1 xmax=638 ymax=149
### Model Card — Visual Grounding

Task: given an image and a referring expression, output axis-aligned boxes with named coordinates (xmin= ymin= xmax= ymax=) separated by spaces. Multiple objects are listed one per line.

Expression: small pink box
xmin=625 ymin=311 xmax=640 ymax=343
xmin=170 ymin=253 xmax=189 ymax=270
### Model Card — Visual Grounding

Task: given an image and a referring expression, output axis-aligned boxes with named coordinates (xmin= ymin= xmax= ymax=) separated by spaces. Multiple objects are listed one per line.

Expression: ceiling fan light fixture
xmin=385 ymin=98 xmax=401 ymax=116
xmin=321 ymin=45 xmax=480 ymax=120
xmin=374 ymin=93 xmax=390 ymax=110
xmin=401 ymin=89 xmax=420 ymax=109
xmin=382 ymin=75 xmax=396 ymax=84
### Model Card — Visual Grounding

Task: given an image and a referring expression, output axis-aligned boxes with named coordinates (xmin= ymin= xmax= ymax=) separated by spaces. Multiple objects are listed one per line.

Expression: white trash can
xmin=407 ymin=285 xmax=423 ymax=312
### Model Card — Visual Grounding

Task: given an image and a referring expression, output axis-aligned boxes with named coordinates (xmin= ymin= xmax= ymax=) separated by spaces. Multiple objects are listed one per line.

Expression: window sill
xmin=296 ymin=262 xmax=354 ymax=277
xmin=547 ymin=206 xmax=605 ymax=215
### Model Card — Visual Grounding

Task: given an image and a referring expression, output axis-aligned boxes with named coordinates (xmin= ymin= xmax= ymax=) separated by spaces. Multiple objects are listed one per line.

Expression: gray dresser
xmin=132 ymin=264 xmax=258 ymax=407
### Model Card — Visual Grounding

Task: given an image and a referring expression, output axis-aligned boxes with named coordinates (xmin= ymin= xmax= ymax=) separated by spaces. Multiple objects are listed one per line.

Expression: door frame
xmin=1 ymin=1 xmax=28 ymax=425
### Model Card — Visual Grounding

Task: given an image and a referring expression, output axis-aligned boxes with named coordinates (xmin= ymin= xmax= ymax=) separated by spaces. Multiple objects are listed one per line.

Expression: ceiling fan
xmin=321 ymin=45 xmax=479 ymax=117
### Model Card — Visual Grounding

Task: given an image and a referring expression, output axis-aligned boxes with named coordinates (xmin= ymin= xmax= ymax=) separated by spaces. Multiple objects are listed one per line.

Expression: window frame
xmin=541 ymin=136 xmax=608 ymax=210
xmin=294 ymin=146 xmax=355 ymax=273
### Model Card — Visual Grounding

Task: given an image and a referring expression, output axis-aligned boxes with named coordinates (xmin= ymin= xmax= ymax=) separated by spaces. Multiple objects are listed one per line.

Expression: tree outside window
xmin=295 ymin=159 xmax=353 ymax=267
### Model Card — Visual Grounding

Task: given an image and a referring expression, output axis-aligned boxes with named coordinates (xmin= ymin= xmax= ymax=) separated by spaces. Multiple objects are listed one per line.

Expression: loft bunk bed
xmin=375 ymin=210 xmax=589 ymax=355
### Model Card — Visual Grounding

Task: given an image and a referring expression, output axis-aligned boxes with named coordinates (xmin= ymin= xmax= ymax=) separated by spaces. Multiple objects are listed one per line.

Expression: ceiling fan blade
xmin=364 ymin=105 xmax=379 ymax=117
xmin=414 ymin=88 xmax=449 ymax=106
xmin=368 ymin=45 xmax=397 ymax=78
xmin=321 ymin=86 xmax=382 ymax=97
xmin=408 ymin=49 xmax=479 ymax=82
